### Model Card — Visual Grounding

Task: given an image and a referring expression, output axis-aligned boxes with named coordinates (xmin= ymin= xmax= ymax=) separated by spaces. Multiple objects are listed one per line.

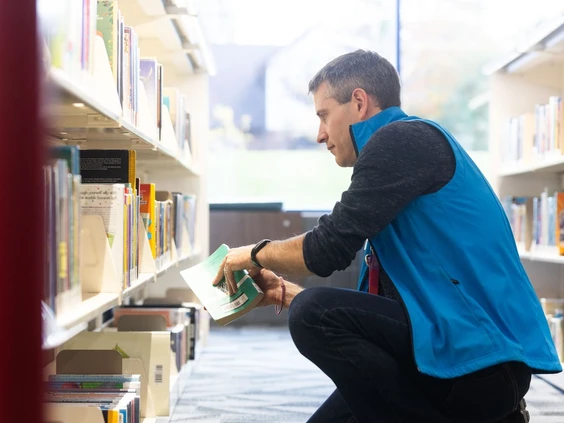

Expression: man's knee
xmin=288 ymin=287 xmax=334 ymax=352
xmin=288 ymin=287 xmax=331 ymax=325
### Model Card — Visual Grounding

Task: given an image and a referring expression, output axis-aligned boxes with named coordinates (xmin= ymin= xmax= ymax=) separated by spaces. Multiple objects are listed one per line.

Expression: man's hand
xmin=212 ymin=245 xmax=255 ymax=295
xmin=248 ymin=268 xmax=284 ymax=308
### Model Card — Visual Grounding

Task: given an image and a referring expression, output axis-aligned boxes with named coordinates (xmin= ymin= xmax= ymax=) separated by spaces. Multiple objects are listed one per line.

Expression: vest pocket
xmin=442 ymin=276 xmax=496 ymax=357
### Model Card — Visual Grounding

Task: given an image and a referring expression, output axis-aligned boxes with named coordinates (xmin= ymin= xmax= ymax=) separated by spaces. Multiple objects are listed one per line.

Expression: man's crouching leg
xmin=287 ymin=287 xmax=451 ymax=423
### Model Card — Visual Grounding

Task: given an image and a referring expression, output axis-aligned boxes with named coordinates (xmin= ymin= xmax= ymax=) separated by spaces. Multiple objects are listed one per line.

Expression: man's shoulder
xmin=374 ymin=119 xmax=444 ymax=139
xmin=357 ymin=117 xmax=455 ymax=171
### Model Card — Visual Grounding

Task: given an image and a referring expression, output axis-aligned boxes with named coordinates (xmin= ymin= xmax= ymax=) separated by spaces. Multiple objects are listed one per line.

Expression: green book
xmin=180 ymin=244 xmax=264 ymax=325
xmin=97 ymin=0 xmax=119 ymax=83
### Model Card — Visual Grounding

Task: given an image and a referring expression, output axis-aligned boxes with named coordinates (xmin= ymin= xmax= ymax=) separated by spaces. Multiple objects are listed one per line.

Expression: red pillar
xmin=0 ymin=1 xmax=43 ymax=422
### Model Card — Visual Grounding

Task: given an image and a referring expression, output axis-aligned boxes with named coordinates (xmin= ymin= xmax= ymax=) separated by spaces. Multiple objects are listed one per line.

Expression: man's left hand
xmin=212 ymin=245 xmax=255 ymax=295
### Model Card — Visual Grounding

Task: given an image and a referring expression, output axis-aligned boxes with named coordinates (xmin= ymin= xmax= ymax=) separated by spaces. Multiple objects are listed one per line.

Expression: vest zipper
xmin=367 ymin=239 xmax=421 ymax=372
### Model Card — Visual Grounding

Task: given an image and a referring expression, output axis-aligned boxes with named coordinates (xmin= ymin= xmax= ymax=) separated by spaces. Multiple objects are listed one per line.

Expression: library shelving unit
xmin=487 ymin=16 xmax=564 ymax=380
xmin=38 ymin=0 xmax=215 ymax=422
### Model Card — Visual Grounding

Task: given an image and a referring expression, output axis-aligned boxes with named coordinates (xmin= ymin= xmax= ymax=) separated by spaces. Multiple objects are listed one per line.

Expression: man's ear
xmin=351 ymin=88 xmax=370 ymax=118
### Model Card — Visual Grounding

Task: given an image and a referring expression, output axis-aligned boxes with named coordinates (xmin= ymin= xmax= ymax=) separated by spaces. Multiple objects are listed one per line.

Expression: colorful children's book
xmin=179 ymin=244 xmax=263 ymax=325
xmin=139 ymin=183 xmax=156 ymax=259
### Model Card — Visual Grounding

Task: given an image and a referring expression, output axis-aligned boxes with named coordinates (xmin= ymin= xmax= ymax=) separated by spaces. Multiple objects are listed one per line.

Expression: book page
xmin=81 ymin=185 xmax=124 ymax=247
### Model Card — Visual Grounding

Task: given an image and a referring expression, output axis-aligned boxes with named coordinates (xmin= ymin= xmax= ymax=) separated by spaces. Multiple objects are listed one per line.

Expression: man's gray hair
xmin=308 ymin=49 xmax=401 ymax=109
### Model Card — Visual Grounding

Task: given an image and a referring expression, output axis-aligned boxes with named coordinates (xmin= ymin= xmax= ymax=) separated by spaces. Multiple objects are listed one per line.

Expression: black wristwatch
xmin=251 ymin=239 xmax=271 ymax=268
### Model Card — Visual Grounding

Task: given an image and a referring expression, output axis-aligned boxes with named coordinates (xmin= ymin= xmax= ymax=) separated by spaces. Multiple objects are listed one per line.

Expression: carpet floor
xmin=170 ymin=326 xmax=564 ymax=423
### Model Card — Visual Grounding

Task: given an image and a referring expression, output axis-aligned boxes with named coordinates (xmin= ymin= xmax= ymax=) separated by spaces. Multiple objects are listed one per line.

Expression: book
xmin=43 ymin=152 xmax=83 ymax=316
xmin=80 ymin=184 xmax=125 ymax=285
xmin=80 ymin=149 xmax=136 ymax=185
xmin=123 ymin=26 xmax=132 ymax=122
xmin=157 ymin=63 xmax=163 ymax=140
xmin=139 ymin=183 xmax=156 ymax=259
xmin=117 ymin=11 xmax=124 ymax=108
xmin=179 ymin=244 xmax=263 ymax=325
xmin=140 ymin=58 xmax=158 ymax=132
xmin=48 ymin=146 xmax=82 ymax=315
xmin=163 ymin=88 xmax=191 ymax=154
xmin=156 ymin=191 xmax=173 ymax=260
xmin=132 ymin=30 xmax=140 ymax=126
xmin=171 ymin=192 xmax=183 ymax=252
xmin=96 ymin=1 xmax=119 ymax=86
xmin=183 ymin=194 xmax=197 ymax=250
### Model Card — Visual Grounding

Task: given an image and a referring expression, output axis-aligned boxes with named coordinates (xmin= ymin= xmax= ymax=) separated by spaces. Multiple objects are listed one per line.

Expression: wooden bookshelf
xmin=488 ymin=17 xmax=564 ymax=365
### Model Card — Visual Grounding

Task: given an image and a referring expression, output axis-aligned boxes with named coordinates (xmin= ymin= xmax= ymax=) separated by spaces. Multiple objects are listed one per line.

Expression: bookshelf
xmin=487 ymin=16 xmax=564 ymax=371
xmin=39 ymin=0 xmax=213 ymax=421
xmin=48 ymin=68 xmax=200 ymax=176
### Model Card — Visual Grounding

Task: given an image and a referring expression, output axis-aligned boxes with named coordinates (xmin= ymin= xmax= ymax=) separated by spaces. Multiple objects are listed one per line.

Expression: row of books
xmin=503 ymin=96 xmax=564 ymax=164
xmin=44 ymin=146 xmax=198 ymax=316
xmin=38 ymin=0 xmax=193 ymax=155
xmin=164 ymin=87 xmax=193 ymax=154
xmin=44 ymin=149 xmax=82 ymax=316
xmin=45 ymin=374 xmax=141 ymax=423
xmin=48 ymin=301 xmax=202 ymax=418
xmin=502 ymin=189 xmax=564 ymax=254
xmin=113 ymin=301 xmax=201 ymax=372
xmin=38 ymin=0 xmax=97 ymax=78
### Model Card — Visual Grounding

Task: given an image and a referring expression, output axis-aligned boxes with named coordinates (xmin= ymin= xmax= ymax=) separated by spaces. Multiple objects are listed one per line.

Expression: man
xmin=213 ymin=50 xmax=562 ymax=422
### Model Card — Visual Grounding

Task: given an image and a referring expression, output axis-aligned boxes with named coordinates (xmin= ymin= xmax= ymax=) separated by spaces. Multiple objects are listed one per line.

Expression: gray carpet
xmin=171 ymin=326 xmax=564 ymax=423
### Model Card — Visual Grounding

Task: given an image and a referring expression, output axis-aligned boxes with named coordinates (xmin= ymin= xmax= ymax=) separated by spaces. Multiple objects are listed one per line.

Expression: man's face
xmin=313 ymin=82 xmax=360 ymax=167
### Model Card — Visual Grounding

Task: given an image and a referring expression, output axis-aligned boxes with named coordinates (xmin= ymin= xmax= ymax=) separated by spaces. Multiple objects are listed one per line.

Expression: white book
xmin=80 ymin=184 xmax=125 ymax=285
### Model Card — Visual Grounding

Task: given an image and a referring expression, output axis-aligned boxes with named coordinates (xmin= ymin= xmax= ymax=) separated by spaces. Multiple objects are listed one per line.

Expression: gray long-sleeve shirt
xmin=303 ymin=120 xmax=456 ymax=296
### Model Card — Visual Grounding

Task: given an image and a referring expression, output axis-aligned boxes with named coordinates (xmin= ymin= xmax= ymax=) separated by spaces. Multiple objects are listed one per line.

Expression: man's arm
xmin=215 ymin=120 xmax=455 ymax=293
xmin=213 ymin=235 xmax=311 ymax=295
xmin=256 ymin=235 xmax=311 ymax=276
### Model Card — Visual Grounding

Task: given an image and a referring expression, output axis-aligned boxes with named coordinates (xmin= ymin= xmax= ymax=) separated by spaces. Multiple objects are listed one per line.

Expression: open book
xmin=179 ymin=244 xmax=264 ymax=325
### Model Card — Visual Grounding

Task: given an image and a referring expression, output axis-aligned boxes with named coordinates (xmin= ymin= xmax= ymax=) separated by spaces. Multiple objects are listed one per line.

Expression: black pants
xmin=288 ymin=287 xmax=532 ymax=423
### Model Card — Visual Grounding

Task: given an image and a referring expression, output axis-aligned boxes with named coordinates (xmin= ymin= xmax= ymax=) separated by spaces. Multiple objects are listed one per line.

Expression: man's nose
xmin=317 ymin=126 xmax=327 ymax=144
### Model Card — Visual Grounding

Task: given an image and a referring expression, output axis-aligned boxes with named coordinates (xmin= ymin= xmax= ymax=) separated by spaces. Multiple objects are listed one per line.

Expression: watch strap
xmin=251 ymin=239 xmax=271 ymax=268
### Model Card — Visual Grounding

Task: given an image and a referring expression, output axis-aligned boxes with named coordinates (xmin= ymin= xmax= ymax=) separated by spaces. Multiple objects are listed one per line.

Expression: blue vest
xmin=352 ymin=107 xmax=562 ymax=378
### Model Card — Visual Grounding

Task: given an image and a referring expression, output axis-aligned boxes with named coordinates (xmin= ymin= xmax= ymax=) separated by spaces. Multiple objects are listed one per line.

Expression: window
xmin=200 ymin=0 xmax=398 ymax=210
xmin=200 ymin=0 xmax=564 ymax=208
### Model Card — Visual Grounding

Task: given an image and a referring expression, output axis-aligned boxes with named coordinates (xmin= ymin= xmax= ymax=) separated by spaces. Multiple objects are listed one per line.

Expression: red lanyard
xmin=365 ymin=244 xmax=380 ymax=295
